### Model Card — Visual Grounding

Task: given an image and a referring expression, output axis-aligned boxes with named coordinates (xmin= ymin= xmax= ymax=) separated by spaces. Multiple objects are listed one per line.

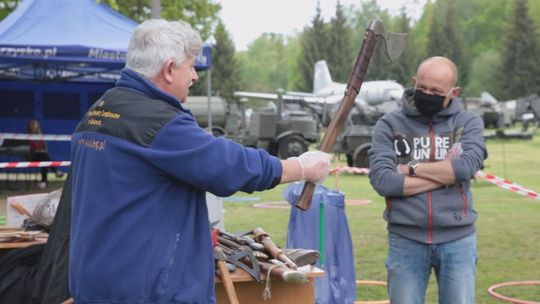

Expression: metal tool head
xmin=367 ymin=19 xmax=408 ymax=62
xmin=225 ymin=248 xmax=262 ymax=282
xmin=214 ymin=246 xmax=227 ymax=261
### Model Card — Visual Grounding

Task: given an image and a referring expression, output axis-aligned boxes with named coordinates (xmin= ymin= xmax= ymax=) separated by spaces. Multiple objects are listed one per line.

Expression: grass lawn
xmin=225 ymin=128 xmax=540 ymax=303
xmin=1 ymin=127 xmax=539 ymax=302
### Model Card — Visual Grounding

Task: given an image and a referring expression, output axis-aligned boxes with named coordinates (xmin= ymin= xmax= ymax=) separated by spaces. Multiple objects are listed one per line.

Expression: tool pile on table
xmin=212 ymin=227 xmax=320 ymax=303
xmin=0 ymin=227 xmax=47 ymax=243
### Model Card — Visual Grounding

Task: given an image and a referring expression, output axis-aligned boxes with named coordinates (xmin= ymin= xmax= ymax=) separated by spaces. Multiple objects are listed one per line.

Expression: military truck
xmin=461 ymin=92 xmax=510 ymax=128
xmin=185 ymin=95 xmax=320 ymax=159
xmin=323 ymin=98 xmax=401 ymax=168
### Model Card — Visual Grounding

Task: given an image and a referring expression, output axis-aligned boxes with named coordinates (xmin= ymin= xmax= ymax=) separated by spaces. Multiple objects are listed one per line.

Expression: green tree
xmin=464 ymin=49 xmax=500 ymax=97
xmin=454 ymin=0 xmax=509 ymax=59
xmin=349 ymin=0 xmax=399 ymax=81
xmin=104 ymin=0 xmax=220 ymax=40
xmin=208 ymin=21 xmax=240 ymax=102
xmin=295 ymin=4 xmax=329 ymax=91
xmin=0 ymin=1 xmax=221 ymax=41
xmin=0 ymin=0 xmax=21 ymax=19
xmin=326 ymin=0 xmax=354 ymax=83
xmin=425 ymin=1 xmax=467 ymax=85
xmin=496 ymin=0 xmax=540 ymax=99
xmin=383 ymin=9 xmax=415 ymax=86
xmin=283 ymin=36 xmax=302 ymax=91
xmin=236 ymin=33 xmax=290 ymax=92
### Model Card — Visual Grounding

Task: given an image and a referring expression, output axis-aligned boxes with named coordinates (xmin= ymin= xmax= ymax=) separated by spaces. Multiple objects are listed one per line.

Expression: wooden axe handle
xmin=215 ymin=247 xmax=239 ymax=304
xmin=296 ymin=26 xmax=379 ymax=210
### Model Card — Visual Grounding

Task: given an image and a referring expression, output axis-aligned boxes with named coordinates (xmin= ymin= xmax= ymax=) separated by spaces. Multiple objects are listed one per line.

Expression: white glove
xmin=293 ymin=150 xmax=331 ymax=184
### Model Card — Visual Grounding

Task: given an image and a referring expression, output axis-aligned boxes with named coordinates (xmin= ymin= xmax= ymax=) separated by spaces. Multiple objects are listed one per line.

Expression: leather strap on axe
xmin=296 ymin=19 xmax=407 ymax=210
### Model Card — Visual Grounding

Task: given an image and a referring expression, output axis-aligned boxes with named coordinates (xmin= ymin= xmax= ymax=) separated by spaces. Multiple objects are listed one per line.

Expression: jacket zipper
xmin=460 ymin=184 xmax=468 ymax=215
xmin=386 ymin=198 xmax=392 ymax=224
xmin=428 ymin=119 xmax=435 ymax=243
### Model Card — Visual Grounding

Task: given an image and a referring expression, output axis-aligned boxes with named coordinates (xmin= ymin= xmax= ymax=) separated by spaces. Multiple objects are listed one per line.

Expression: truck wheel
xmin=212 ymin=128 xmax=225 ymax=137
xmin=353 ymin=145 xmax=370 ymax=168
xmin=277 ymin=135 xmax=307 ymax=159
xmin=346 ymin=154 xmax=353 ymax=167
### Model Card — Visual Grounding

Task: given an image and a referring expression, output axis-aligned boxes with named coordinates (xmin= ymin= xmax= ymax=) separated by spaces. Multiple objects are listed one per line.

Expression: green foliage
xmin=326 ymin=1 xmax=354 ymax=83
xmin=104 ymin=0 xmax=220 ymax=40
xmin=350 ymin=0 xmax=393 ymax=81
xmin=0 ymin=0 xmax=22 ymax=20
xmin=384 ymin=10 xmax=417 ymax=86
xmin=296 ymin=5 xmax=329 ymax=91
xmin=225 ymin=128 xmax=540 ymax=303
xmin=209 ymin=21 xmax=240 ymax=102
xmin=426 ymin=1 xmax=467 ymax=84
xmin=3 ymin=0 xmax=540 ymax=105
xmin=496 ymin=0 xmax=540 ymax=100
xmin=350 ymin=0 xmax=386 ymax=44
xmin=464 ymin=50 xmax=501 ymax=97
xmin=454 ymin=0 xmax=509 ymax=59
xmin=236 ymin=33 xmax=290 ymax=92
xmin=284 ymin=36 xmax=302 ymax=92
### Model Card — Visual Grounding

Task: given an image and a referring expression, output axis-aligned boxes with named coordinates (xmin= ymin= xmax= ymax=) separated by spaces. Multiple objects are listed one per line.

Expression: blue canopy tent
xmin=0 ymin=0 xmax=211 ymax=162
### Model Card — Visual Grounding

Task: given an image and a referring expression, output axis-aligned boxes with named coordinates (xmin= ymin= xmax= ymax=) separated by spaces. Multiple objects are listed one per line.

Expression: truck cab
xmin=185 ymin=95 xmax=319 ymax=159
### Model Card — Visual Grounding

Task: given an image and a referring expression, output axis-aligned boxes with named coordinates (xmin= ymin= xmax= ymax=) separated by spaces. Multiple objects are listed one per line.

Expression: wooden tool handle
xmin=296 ymin=27 xmax=379 ymax=210
xmin=10 ymin=202 xmax=33 ymax=218
xmin=216 ymin=259 xmax=239 ymax=304
xmin=295 ymin=181 xmax=316 ymax=210
xmin=214 ymin=246 xmax=239 ymax=304
xmin=253 ymin=228 xmax=298 ymax=270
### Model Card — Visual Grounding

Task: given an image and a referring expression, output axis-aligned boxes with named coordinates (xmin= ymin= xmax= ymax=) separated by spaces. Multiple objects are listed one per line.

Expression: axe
xmin=296 ymin=20 xmax=407 ymax=210
xmin=214 ymin=246 xmax=240 ymax=304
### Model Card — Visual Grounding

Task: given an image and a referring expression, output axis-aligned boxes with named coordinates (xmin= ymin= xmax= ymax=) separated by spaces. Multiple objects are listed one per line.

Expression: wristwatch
xmin=408 ymin=160 xmax=421 ymax=177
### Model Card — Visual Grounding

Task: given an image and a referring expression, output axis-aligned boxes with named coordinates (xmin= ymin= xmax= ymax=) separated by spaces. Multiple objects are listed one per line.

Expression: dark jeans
xmin=31 ymin=152 xmax=59 ymax=182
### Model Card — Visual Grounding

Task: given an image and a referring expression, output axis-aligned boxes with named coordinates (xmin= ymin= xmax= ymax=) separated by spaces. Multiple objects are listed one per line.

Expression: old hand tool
xmin=214 ymin=246 xmax=239 ymax=304
xmin=296 ymin=19 xmax=407 ymax=210
xmin=218 ymin=239 xmax=262 ymax=282
xmin=253 ymin=227 xmax=298 ymax=270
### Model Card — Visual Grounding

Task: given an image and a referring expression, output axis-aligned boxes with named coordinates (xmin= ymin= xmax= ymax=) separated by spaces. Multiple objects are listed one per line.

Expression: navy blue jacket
xmin=69 ymin=69 xmax=282 ymax=304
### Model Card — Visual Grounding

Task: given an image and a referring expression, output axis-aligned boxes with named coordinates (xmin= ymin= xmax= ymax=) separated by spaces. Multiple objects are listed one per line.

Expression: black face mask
xmin=413 ymin=89 xmax=449 ymax=117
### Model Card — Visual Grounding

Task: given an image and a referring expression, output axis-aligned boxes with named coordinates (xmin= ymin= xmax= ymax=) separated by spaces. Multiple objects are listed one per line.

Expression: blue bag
xmin=284 ymin=182 xmax=356 ymax=304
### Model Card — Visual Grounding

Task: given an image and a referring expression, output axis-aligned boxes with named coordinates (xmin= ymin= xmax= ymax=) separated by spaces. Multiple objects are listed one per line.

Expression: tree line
xmin=1 ymin=0 xmax=539 ymax=101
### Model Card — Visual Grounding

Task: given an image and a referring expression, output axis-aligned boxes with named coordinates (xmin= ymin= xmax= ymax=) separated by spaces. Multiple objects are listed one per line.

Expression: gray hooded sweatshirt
xmin=368 ymin=89 xmax=485 ymax=244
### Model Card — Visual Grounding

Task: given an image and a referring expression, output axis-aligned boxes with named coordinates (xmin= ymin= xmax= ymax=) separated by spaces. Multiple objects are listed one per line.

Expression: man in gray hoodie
xmin=368 ymin=56 xmax=485 ymax=304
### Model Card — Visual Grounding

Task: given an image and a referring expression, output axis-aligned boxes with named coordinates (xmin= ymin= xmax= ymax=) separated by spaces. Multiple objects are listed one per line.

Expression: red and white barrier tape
xmin=475 ymin=171 xmax=540 ymax=201
xmin=330 ymin=166 xmax=370 ymax=175
xmin=1 ymin=162 xmax=537 ymax=201
xmin=331 ymin=166 xmax=540 ymax=202
xmin=0 ymin=133 xmax=71 ymax=141
xmin=0 ymin=161 xmax=71 ymax=168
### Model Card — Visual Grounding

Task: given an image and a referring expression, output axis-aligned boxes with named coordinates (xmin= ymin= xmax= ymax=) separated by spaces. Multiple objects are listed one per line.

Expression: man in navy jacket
xmin=69 ymin=19 xmax=330 ymax=304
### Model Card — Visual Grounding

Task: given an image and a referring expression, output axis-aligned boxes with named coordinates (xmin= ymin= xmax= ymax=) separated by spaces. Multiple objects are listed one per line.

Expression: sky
xmin=216 ymin=0 xmax=426 ymax=51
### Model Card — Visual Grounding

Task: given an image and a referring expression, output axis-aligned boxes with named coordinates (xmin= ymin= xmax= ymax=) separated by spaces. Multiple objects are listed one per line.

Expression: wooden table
xmin=215 ymin=265 xmax=324 ymax=304
xmin=0 ymin=240 xmax=46 ymax=250
xmin=0 ymin=226 xmax=47 ymax=257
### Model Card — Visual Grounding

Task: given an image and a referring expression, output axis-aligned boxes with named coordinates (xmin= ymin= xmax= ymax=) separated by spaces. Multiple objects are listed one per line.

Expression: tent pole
xmin=151 ymin=0 xmax=161 ymax=18
xmin=207 ymin=69 xmax=213 ymax=135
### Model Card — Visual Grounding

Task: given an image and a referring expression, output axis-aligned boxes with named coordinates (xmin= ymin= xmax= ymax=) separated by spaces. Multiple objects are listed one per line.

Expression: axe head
xmin=368 ymin=19 xmax=408 ymax=62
